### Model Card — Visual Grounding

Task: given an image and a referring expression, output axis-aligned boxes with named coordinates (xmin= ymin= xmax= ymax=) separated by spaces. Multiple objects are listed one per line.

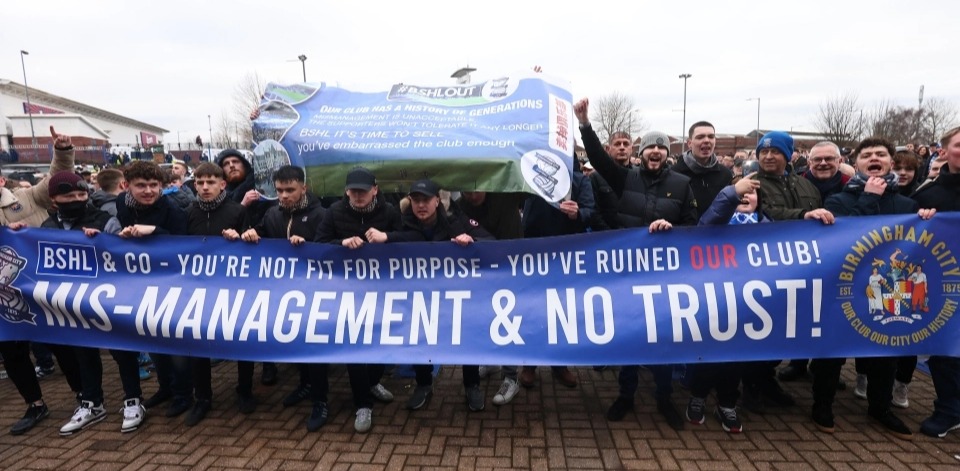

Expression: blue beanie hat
xmin=756 ymin=131 xmax=794 ymax=161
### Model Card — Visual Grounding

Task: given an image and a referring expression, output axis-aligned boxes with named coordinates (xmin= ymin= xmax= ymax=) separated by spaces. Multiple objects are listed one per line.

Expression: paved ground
xmin=1 ymin=359 xmax=959 ymax=470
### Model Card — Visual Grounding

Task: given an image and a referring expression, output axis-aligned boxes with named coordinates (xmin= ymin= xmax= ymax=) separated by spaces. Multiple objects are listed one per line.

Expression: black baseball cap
xmin=408 ymin=179 xmax=439 ymax=197
xmin=345 ymin=167 xmax=376 ymax=191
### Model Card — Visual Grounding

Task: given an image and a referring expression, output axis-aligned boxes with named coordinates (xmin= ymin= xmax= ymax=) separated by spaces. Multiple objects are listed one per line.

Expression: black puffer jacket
xmin=581 ymin=124 xmax=698 ymax=227
xmin=256 ymin=193 xmax=325 ymax=240
xmin=187 ymin=198 xmax=247 ymax=236
xmin=672 ymin=154 xmax=733 ymax=218
xmin=314 ymin=194 xmax=401 ymax=243
xmin=115 ymin=193 xmax=187 ymax=235
xmin=386 ymin=207 xmax=492 ymax=242
xmin=41 ymin=206 xmax=115 ymax=232
xmin=912 ymin=171 xmax=960 ymax=211
xmin=825 ymin=177 xmax=918 ymax=216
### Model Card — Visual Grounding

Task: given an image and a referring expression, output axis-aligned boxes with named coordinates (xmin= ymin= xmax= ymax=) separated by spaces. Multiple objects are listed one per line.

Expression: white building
xmin=0 ymin=79 xmax=167 ymax=162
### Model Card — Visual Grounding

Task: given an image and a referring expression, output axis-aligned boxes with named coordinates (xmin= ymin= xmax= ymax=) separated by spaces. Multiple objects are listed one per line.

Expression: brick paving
xmin=1 ymin=359 xmax=959 ymax=470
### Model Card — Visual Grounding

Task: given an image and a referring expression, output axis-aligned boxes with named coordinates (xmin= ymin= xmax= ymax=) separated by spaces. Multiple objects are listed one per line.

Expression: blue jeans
xmin=928 ymin=356 xmax=960 ymax=418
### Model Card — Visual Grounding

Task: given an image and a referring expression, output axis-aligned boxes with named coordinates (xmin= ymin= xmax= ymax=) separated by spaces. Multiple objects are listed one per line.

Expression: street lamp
xmin=19 ymin=50 xmax=37 ymax=150
xmin=298 ymin=54 xmax=307 ymax=82
xmin=207 ymin=114 xmax=213 ymax=159
xmin=679 ymin=74 xmax=691 ymax=152
xmin=747 ymin=97 xmax=761 ymax=148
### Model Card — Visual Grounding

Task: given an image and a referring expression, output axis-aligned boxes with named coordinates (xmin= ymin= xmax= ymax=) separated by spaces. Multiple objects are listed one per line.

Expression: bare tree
xmin=590 ymin=91 xmax=647 ymax=143
xmin=813 ymin=92 xmax=863 ymax=146
xmin=923 ymin=97 xmax=959 ymax=143
xmin=214 ymin=113 xmax=240 ymax=149
xmin=226 ymin=72 xmax=267 ymax=149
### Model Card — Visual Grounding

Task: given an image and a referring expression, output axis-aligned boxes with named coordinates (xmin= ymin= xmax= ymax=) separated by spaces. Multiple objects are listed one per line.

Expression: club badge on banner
xmin=1 ymin=213 xmax=959 ymax=365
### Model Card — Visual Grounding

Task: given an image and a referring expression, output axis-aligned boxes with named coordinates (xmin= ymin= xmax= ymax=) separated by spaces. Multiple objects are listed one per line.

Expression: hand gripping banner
xmin=1 ymin=213 xmax=959 ymax=365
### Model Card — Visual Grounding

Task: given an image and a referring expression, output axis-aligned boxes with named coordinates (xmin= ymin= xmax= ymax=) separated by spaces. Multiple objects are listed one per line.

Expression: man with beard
xmin=315 ymin=167 xmax=401 ymax=433
xmin=183 ymin=163 xmax=253 ymax=426
xmin=744 ymin=132 xmax=834 ymax=415
xmin=816 ymin=137 xmax=933 ymax=440
xmin=672 ymin=121 xmax=732 ymax=218
xmin=242 ymin=165 xmax=328 ymax=431
xmin=913 ymin=126 xmax=960 ymax=438
xmin=575 ymin=98 xmax=697 ymax=431
xmin=216 ymin=149 xmax=279 ymax=385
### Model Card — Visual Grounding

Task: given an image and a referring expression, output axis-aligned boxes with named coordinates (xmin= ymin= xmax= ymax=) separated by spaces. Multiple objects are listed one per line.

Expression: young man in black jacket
xmin=115 ymin=161 xmax=193 ymax=420
xmin=183 ymin=163 xmax=253 ymax=426
xmin=37 ymin=171 xmax=128 ymax=436
xmin=241 ymin=165 xmax=328 ymax=431
xmin=314 ymin=166 xmax=401 ymax=433
xmin=366 ymin=179 xmax=494 ymax=412
xmin=575 ymin=98 xmax=696 ymax=431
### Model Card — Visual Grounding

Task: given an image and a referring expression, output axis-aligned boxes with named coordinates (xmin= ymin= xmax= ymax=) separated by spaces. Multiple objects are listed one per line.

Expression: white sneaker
xmin=370 ymin=383 xmax=394 ymax=403
xmin=493 ymin=378 xmax=520 ymax=406
xmin=892 ymin=380 xmax=910 ymax=408
xmin=60 ymin=400 xmax=106 ymax=436
xmin=354 ymin=407 xmax=372 ymax=433
xmin=478 ymin=365 xmax=500 ymax=378
xmin=854 ymin=374 xmax=868 ymax=399
xmin=121 ymin=398 xmax=146 ymax=433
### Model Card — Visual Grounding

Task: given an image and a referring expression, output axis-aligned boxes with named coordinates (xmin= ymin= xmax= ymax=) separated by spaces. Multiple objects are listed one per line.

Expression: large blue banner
xmin=1 ymin=213 xmax=959 ymax=365
xmin=251 ymin=71 xmax=575 ymax=200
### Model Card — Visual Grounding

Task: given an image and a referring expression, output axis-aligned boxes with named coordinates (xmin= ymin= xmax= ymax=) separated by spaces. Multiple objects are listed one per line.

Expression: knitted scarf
xmin=196 ymin=191 xmax=227 ymax=212
xmin=682 ymin=151 xmax=718 ymax=175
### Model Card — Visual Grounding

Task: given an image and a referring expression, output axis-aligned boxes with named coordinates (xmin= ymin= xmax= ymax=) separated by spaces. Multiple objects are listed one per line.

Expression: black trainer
xmin=142 ymin=389 xmax=172 ymax=409
xmin=282 ymin=384 xmax=312 ymax=408
xmin=606 ymin=396 xmax=634 ymax=422
xmin=184 ymin=400 xmax=211 ymax=427
xmin=306 ymin=402 xmax=328 ymax=432
xmin=776 ymin=365 xmax=808 ymax=382
xmin=920 ymin=413 xmax=960 ymax=438
xmin=741 ymin=385 xmax=765 ymax=415
xmin=238 ymin=392 xmax=258 ymax=414
xmin=870 ymin=410 xmax=913 ymax=441
xmin=657 ymin=398 xmax=685 ymax=431
xmin=714 ymin=407 xmax=742 ymax=433
xmin=9 ymin=403 xmax=48 ymax=436
xmin=762 ymin=383 xmax=796 ymax=407
xmin=165 ymin=397 xmax=193 ymax=418
xmin=261 ymin=363 xmax=278 ymax=385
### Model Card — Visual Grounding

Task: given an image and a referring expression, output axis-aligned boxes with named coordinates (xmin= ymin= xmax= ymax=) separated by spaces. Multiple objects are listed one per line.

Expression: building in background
xmin=0 ymin=79 xmax=167 ymax=165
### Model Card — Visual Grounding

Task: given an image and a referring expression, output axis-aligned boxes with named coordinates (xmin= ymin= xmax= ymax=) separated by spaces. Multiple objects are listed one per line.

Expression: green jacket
xmin=750 ymin=170 xmax=821 ymax=220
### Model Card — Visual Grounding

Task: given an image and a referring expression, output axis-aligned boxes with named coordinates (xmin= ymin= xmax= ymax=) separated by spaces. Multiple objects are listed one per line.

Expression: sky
xmin=2 ymin=0 xmax=956 ymax=147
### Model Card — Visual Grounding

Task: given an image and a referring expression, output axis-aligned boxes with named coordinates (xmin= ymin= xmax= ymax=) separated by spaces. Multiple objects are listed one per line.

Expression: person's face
xmin=734 ymin=151 xmax=747 ymax=161
xmin=807 ymin=147 xmax=841 ymax=180
xmin=409 ymin=193 xmax=439 ymax=225
xmin=53 ymin=190 xmax=89 ymax=206
xmin=945 ymin=134 xmax=960 ymax=174
xmin=686 ymin=125 xmax=716 ymax=159
xmin=855 ymin=146 xmax=893 ymax=177
xmin=129 ymin=178 xmax=162 ymax=205
xmin=721 ymin=155 xmax=735 ymax=168
xmin=905 ymin=143 xmax=915 ymax=152
xmin=893 ymin=164 xmax=916 ymax=187
xmin=172 ymin=163 xmax=188 ymax=178
xmin=460 ymin=191 xmax=486 ymax=207
xmin=928 ymin=158 xmax=946 ymax=178
xmin=275 ymin=179 xmax=306 ymax=208
xmin=606 ymin=136 xmax=633 ymax=164
xmin=194 ymin=175 xmax=226 ymax=201
xmin=220 ymin=157 xmax=246 ymax=183
xmin=736 ymin=191 xmax=758 ymax=213
xmin=346 ymin=186 xmax=377 ymax=208
xmin=641 ymin=144 xmax=669 ymax=172
xmin=758 ymin=148 xmax=787 ymax=175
